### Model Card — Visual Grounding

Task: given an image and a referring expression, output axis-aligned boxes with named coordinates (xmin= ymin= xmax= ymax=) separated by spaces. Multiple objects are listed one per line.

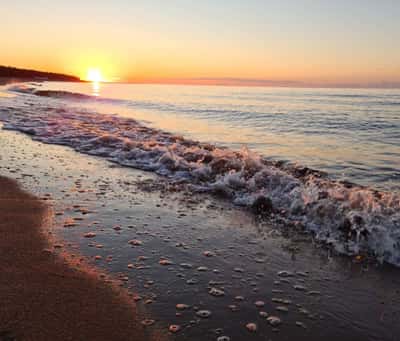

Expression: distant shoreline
xmin=0 ymin=65 xmax=81 ymax=84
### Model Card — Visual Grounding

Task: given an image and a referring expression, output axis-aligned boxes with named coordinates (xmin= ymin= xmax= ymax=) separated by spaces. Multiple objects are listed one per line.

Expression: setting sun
xmin=86 ymin=68 xmax=103 ymax=82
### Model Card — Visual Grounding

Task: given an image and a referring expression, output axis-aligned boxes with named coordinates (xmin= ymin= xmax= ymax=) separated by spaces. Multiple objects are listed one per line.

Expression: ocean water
xmin=0 ymin=82 xmax=399 ymax=265
xmin=38 ymin=82 xmax=400 ymax=192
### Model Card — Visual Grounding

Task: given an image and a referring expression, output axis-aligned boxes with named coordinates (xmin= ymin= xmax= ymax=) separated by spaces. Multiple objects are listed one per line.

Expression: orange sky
xmin=1 ymin=1 xmax=400 ymax=87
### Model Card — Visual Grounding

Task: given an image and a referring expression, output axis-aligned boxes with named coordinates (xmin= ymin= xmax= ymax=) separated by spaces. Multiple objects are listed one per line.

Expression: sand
xmin=0 ymin=176 xmax=163 ymax=341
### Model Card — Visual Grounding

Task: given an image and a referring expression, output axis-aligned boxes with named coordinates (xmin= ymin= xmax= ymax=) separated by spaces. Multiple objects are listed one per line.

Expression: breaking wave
xmin=0 ymin=97 xmax=399 ymax=266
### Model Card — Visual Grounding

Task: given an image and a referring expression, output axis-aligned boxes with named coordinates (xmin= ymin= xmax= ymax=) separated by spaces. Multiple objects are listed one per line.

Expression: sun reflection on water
xmin=91 ymin=81 xmax=100 ymax=97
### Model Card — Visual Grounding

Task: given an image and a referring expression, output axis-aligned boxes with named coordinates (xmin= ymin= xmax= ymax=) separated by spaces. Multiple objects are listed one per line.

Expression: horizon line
xmin=111 ymin=77 xmax=400 ymax=90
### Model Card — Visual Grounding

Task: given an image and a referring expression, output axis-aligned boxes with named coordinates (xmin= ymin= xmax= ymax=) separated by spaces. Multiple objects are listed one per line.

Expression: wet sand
xmin=0 ymin=176 xmax=163 ymax=341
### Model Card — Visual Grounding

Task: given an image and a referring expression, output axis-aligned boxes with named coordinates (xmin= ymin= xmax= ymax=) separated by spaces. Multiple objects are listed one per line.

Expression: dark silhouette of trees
xmin=0 ymin=66 xmax=80 ymax=82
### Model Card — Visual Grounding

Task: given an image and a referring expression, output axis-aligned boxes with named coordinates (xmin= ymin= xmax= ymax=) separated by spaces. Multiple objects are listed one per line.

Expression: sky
xmin=1 ymin=0 xmax=400 ymax=87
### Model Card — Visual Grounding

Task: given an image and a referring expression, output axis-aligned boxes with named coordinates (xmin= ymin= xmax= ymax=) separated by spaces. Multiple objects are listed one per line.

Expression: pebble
xmin=196 ymin=310 xmax=212 ymax=318
xmin=169 ymin=324 xmax=181 ymax=333
xmin=299 ymin=308 xmax=310 ymax=315
xmin=186 ymin=278 xmax=199 ymax=285
xmin=83 ymin=232 xmax=96 ymax=238
xmin=267 ymin=316 xmax=282 ymax=326
xmin=254 ymin=300 xmax=265 ymax=308
xmin=233 ymin=267 xmax=244 ymax=273
xmin=277 ymin=270 xmax=294 ymax=277
xmin=159 ymin=259 xmax=173 ymax=265
xmin=141 ymin=319 xmax=155 ymax=326
xmin=259 ymin=311 xmax=268 ymax=317
xmin=209 ymin=287 xmax=225 ymax=297
xmin=176 ymin=304 xmax=190 ymax=310
xmin=197 ymin=266 xmax=208 ymax=272
xmin=228 ymin=304 xmax=239 ymax=312
xmin=294 ymin=284 xmax=307 ymax=291
xmin=276 ymin=306 xmax=289 ymax=312
xmin=246 ymin=323 xmax=257 ymax=332
xmin=272 ymin=290 xmax=284 ymax=294
xmin=217 ymin=337 xmax=230 ymax=341
xmin=203 ymin=250 xmax=215 ymax=257
xmin=180 ymin=263 xmax=193 ymax=269
xmin=296 ymin=321 xmax=307 ymax=328
xmin=272 ymin=298 xmax=291 ymax=305
xmin=128 ymin=239 xmax=143 ymax=246
xmin=296 ymin=271 xmax=308 ymax=277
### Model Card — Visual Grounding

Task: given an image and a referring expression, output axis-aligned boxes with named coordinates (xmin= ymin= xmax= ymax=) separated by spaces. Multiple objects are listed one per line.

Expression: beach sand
xmin=0 ymin=176 xmax=162 ymax=341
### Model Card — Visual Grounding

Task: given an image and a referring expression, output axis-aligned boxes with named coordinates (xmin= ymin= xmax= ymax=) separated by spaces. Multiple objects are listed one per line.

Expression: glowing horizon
xmin=1 ymin=1 xmax=400 ymax=88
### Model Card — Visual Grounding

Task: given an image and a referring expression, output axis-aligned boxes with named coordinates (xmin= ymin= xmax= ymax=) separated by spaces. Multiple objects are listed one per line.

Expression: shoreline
xmin=0 ymin=176 xmax=162 ymax=341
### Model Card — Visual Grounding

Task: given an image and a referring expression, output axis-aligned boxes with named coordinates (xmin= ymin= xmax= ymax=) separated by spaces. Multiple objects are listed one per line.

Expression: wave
xmin=9 ymin=85 xmax=95 ymax=100
xmin=0 ymin=99 xmax=399 ymax=266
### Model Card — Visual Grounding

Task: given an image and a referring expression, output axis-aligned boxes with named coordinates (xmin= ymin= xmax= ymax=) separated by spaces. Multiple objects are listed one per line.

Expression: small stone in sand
xmin=84 ymin=232 xmax=96 ymax=238
xmin=186 ymin=278 xmax=199 ymax=285
xmin=196 ymin=310 xmax=212 ymax=318
xmin=277 ymin=270 xmax=294 ymax=277
xmin=128 ymin=239 xmax=143 ymax=246
xmin=259 ymin=311 xmax=268 ymax=317
xmin=159 ymin=259 xmax=173 ymax=266
xmin=246 ymin=323 xmax=257 ymax=332
xmin=141 ymin=319 xmax=155 ymax=326
xmin=267 ymin=316 xmax=282 ymax=326
xmin=228 ymin=304 xmax=239 ymax=312
xmin=176 ymin=304 xmax=190 ymax=310
xmin=209 ymin=287 xmax=225 ymax=297
xmin=169 ymin=324 xmax=181 ymax=333
xmin=217 ymin=337 xmax=231 ymax=341
xmin=233 ymin=267 xmax=244 ymax=273
xmin=255 ymin=300 xmax=265 ymax=308
xmin=294 ymin=284 xmax=307 ymax=291
xmin=180 ymin=263 xmax=193 ymax=269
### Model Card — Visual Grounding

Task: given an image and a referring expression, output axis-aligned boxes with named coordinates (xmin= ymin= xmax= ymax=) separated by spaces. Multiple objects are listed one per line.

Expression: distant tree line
xmin=0 ymin=65 xmax=80 ymax=82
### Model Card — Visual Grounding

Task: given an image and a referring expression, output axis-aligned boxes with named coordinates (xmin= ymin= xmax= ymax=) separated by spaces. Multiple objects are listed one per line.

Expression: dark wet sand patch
xmin=0 ymin=176 xmax=164 ymax=341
